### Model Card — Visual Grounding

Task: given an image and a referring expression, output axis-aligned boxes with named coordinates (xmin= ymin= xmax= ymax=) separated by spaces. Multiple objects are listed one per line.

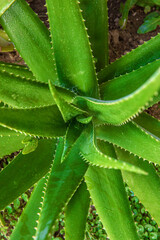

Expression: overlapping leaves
xmin=0 ymin=0 xmax=160 ymax=240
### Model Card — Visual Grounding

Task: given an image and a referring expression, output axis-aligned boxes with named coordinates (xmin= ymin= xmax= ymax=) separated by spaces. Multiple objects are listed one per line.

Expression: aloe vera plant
xmin=0 ymin=0 xmax=160 ymax=239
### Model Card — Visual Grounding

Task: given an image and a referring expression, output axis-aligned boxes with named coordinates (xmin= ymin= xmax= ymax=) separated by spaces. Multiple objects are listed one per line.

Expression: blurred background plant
xmin=120 ymin=0 xmax=160 ymax=34
xmin=0 ymin=29 xmax=14 ymax=52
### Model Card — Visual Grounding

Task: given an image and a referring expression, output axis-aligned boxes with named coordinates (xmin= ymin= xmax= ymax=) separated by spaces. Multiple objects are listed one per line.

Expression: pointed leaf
xmin=96 ymin=121 xmax=160 ymax=164
xmin=98 ymin=34 xmax=160 ymax=83
xmin=0 ymin=0 xmax=15 ymax=17
xmin=0 ymin=61 xmax=35 ymax=80
xmin=35 ymin=124 xmax=88 ymax=240
xmin=80 ymin=0 xmax=109 ymax=70
xmin=100 ymin=59 xmax=160 ymax=108
xmin=74 ymin=68 xmax=160 ymax=125
xmin=0 ymin=134 xmax=25 ymax=159
xmin=65 ymin=181 xmax=90 ymax=240
xmin=115 ymin=147 xmax=160 ymax=225
xmin=10 ymin=177 xmax=47 ymax=240
xmin=46 ymin=0 xmax=99 ymax=97
xmin=0 ymin=139 xmax=57 ymax=210
xmin=0 ymin=0 xmax=58 ymax=84
xmin=0 ymin=70 xmax=54 ymax=108
xmin=49 ymin=80 xmax=84 ymax=122
xmin=85 ymin=144 xmax=139 ymax=240
xmin=134 ymin=112 xmax=160 ymax=138
xmin=80 ymin=125 xmax=146 ymax=174
xmin=0 ymin=106 xmax=67 ymax=138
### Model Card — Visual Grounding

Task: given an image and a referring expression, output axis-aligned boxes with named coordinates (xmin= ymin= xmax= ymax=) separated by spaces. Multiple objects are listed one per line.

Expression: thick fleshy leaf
xmin=96 ymin=121 xmax=160 ymax=164
xmin=0 ymin=0 xmax=58 ymax=84
xmin=0 ymin=0 xmax=15 ymax=17
xmin=0 ymin=106 xmax=67 ymax=138
xmin=85 ymin=143 xmax=139 ymax=240
xmin=74 ymin=68 xmax=160 ymax=125
xmin=62 ymin=121 xmax=84 ymax=159
xmin=80 ymin=125 xmax=146 ymax=174
xmin=80 ymin=0 xmax=109 ymax=70
xmin=100 ymin=59 xmax=160 ymax=107
xmin=65 ymin=181 xmax=90 ymax=240
xmin=46 ymin=0 xmax=99 ymax=98
xmin=49 ymin=80 xmax=84 ymax=122
xmin=34 ymin=124 xmax=88 ymax=240
xmin=0 ymin=62 xmax=35 ymax=79
xmin=0 ymin=70 xmax=54 ymax=108
xmin=0 ymin=135 xmax=25 ymax=159
xmin=98 ymin=34 xmax=160 ymax=83
xmin=0 ymin=139 xmax=57 ymax=210
xmin=134 ymin=112 xmax=160 ymax=138
xmin=115 ymin=147 xmax=160 ymax=225
xmin=10 ymin=177 xmax=47 ymax=240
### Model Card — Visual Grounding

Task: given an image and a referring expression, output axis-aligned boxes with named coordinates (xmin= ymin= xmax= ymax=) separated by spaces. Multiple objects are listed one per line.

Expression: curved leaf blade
xmin=0 ymin=0 xmax=15 ymax=17
xmin=0 ymin=71 xmax=54 ymax=108
xmin=80 ymin=0 xmax=109 ymax=70
xmin=98 ymin=33 xmax=160 ymax=83
xmin=74 ymin=69 xmax=160 ymax=125
xmin=134 ymin=112 xmax=160 ymax=138
xmin=80 ymin=125 xmax=146 ymax=174
xmin=0 ymin=135 xmax=25 ymax=159
xmin=96 ymin=121 xmax=160 ymax=164
xmin=0 ymin=0 xmax=58 ymax=84
xmin=85 ymin=144 xmax=139 ymax=240
xmin=0 ymin=61 xmax=35 ymax=80
xmin=0 ymin=139 xmax=57 ymax=210
xmin=35 ymin=124 xmax=88 ymax=240
xmin=100 ymin=59 xmax=160 ymax=108
xmin=46 ymin=0 xmax=99 ymax=98
xmin=49 ymin=80 xmax=84 ymax=122
xmin=65 ymin=181 xmax=90 ymax=240
xmin=115 ymin=147 xmax=160 ymax=225
xmin=0 ymin=106 xmax=67 ymax=138
xmin=10 ymin=176 xmax=47 ymax=240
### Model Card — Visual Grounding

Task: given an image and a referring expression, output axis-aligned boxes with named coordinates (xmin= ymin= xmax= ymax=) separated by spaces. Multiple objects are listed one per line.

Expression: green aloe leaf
xmin=0 ymin=0 xmax=15 ymax=17
xmin=80 ymin=125 xmax=146 ymax=174
xmin=134 ymin=112 xmax=160 ymax=138
xmin=115 ymin=147 xmax=160 ymax=225
xmin=100 ymin=59 xmax=160 ymax=107
xmin=0 ymin=62 xmax=36 ymax=79
xmin=0 ymin=134 xmax=25 ymax=159
xmin=0 ymin=106 xmax=67 ymax=138
xmin=34 ymin=124 xmax=88 ymax=240
xmin=0 ymin=71 xmax=54 ymax=108
xmin=0 ymin=125 xmax=26 ymax=158
xmin=80 ymin=0 xmax=109 ymax=70
xmin=62 ymin=121 xmax=84 ymax=159
xmin=10 ymin=176 xmax=48 ymax=240
xmin=98 ymin=34 xmax=160 ymax=83
xmin=85 ymin=142 xmax=139 ymax=240
xmin=74 ymin=68 xmax=160 ymax=125
xmin=65 ymin=181 xmax=90 ymax=240
xmin=49 ymin=80 xmax=85 ymax=122
xmin=96 ymin=121 xmax=160 ymax=164
xmin=46 ymin=0 xmax=99 ymax=98
xmin=0 ymin=139 xmax=57 ymax=210
xmin=0 ymin=0 xmax=58 ymax=84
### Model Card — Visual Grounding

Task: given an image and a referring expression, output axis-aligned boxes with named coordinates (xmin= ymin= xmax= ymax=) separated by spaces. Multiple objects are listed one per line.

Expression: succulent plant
xmin=0 ymin=0 xmax=160 ymax=239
